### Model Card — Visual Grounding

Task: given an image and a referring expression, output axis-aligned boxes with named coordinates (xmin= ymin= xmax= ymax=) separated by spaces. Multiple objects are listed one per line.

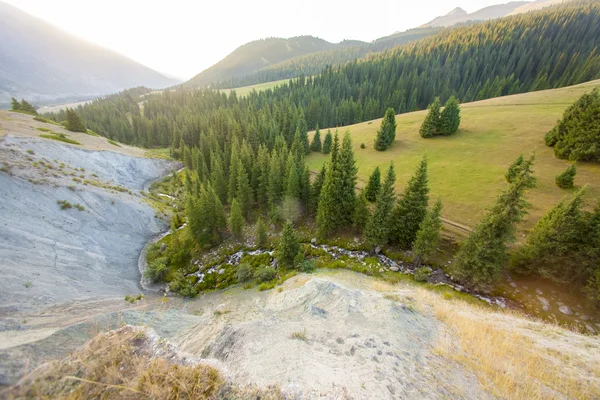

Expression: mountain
xmin=509 ymin=0 xmax=568 ymax=15
xmin=0 ymin=1 xmax=179 ymax=108
xmin=184 ymin=36 xmax=345 ymax=88
xmin=185 ymin=29 xmax=439 ymax=89
xmin=420 ymin=1 xmax=529 ymax=27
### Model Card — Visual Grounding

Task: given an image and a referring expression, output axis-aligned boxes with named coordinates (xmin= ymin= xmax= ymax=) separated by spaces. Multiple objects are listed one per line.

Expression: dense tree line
xmin=44 ymin=1 xmax=600 ymax=149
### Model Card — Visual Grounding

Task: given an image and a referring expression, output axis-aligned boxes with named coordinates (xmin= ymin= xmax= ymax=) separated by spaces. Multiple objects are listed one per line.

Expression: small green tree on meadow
xmin=322 ymin=130 xmax=333 ymax=154
xmin=374 ymin=108 xmax=397 ymax=151
xmin=364 ymin=167 xmax=381 ymax=202
xmin=229 ymin=198 xmax=244 ymax=240
xmin=310 ymin=125 xmax=322 ymax=152
xmin=439 ymin=96 xmax=461 ymax=135
xmin=277 ymin=220 xmax=301 ymax=268
xmin=555 ymin=164 xmax=576 ymax=188
xmin=412 ymin=199 xmax=443 ymax=267
xmin=390 ymin=157 xmax=430 ymax=248
xmin=366 ymin=163 xmax=396 ymax=247
xmin=65 ymin=108 xmax=86 ymax=132
xmin=419 ymin=98 xmax=441 ymax=138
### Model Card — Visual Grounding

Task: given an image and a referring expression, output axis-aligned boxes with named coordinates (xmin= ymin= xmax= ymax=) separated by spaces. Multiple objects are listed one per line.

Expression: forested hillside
xmin=212 ymin=28 xmax=440 ymax=89
xmin=47 ymin=1 xmax=600 ymax=148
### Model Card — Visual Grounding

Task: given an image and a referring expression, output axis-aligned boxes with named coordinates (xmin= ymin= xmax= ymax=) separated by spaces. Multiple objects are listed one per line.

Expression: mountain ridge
xmin=0 ymin=1 xmax=179 ymax=108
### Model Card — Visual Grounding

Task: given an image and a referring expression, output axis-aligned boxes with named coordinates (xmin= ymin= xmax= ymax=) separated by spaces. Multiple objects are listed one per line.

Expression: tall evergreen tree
xmin=277 ymin=220 xmax=301 ymax=268
xmin=229 ymin=198 xmax=244 ymax=240
xmin=227 ymin=139 xmax=241 ymax=204
xmin=353 ymin=191 xmax=370 ymax=231
xmin=297 ymin=111 xmax=310 ymax=154
xmin=439 ymin=96 xmax=461 ymax=135
xmin=374 ymin=108 xmax=397 ymax=151
xmin=505 ymin=155 xmax=525 ymax=183
xmin=337 ymin=132 xmax=358 ymax=227
xmin=366 ymin=163 xmax=396 ymax=246
xmin=256 ymin=216 xmax=268 ymax=248
xmin=322 ymin=129 xmax=333 ymax=154
xmin=419 ymin=98 xmax=441 ymax=138
xmin=364 ymin=167 xmax=381 ymax=202
xmin=65 ymin=108 xmax=86 ymax=132
xmin=390 ymin=157 xmax=430 ymax=248
xmin=453 ymin=157 xmax=536 ymax=288
xmin=317 ymin=133 xmax=341 ymax=239
xmin=236 ymin=163 xmax=252 ymax=219
xmin=10 ymin=97 xmax=20 ymax=111
xmin=310 ymin=163 xmax=327 ymax=214
xmin=210 ymin=152 xmax=227 ymax=203
xmin=310 ymin=125 xmax=322 ymax=152
xmin=412 ymin=199 xmax=443 ymax=266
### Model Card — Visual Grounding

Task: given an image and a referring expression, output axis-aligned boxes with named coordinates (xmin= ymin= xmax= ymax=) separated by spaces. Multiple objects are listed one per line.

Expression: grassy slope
xmin=219 ymin=78 xmax=289 ymax=97
xmin=307 ymin=80 xmax=600 ymax=235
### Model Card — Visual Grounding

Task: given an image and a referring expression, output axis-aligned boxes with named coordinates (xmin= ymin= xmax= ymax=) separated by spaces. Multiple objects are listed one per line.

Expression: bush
xmin=144 ymin=257 xmax=168 ymax=283
xmin=555 ymin=164 xmax=576 ymax=188
xmin=236 ymin=263 xmax=254 ymax=283
xmin=413 ymin=267 xmax=431 ymax=283
xmin=57 ymin=200 xmax=72 ymax=209
xmin=299 ymin=259 xmax=316 ymax=273
xmin=254 ymin=266 xmax=277 ymax=282
xmin=360 ymin=143 xmax=366 ymax=149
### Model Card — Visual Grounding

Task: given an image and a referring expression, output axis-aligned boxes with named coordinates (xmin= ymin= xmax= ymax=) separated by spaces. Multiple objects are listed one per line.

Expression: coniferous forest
xmin=41 ymin=1 xmax=600 ymax=303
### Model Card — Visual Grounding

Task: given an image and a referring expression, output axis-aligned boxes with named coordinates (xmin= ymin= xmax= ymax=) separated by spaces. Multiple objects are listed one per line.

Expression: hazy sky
xmin=5 ymin=0 xmax=511 ymax=80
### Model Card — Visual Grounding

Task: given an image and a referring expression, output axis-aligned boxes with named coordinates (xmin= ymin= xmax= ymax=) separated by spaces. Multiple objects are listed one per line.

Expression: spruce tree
xmin=364 ymin=167 xmax=381 ymax=202
xmin=337 ymin=132 xmax=358 ymax=227
xmin=353 ymin=191 xmax=370 ymax=231
xmin=412 ymin=199 xmax=443 ymax=267
xmin=268 ymin=150 xmax=283 ymax=211
xmin=374 ymin=108 xmax=397 ymax=151
xmin=366 ymin=163 xmax=396 ymax=246
xmin=284 ymin=153 xmax=300 ymax=199
xmin=439 ymin=96 xmax=461 ymax=135
xmin=390 ymin=157 xmax=430 ymax=248
xmin=277 ymin=220 xmax=301 ymax=268
xmin=505 ymin=155 xmax=524 ymax=183
xmin=419 ymin=98 xmax=441 ymax=138
xmin=65 ymin=108 xmax=86 ymax=132
xmin=317 ymin=133 xmax=341 ymax=239
xmin=555 ymin=164 xmax=576 ymax=188
xmin=322 ymin=130 xmax=333 ymax=154
xmin=11 ymin=97 xmax=20 ymax=111
xmin=297 ymin=111 xmax=310 ymax=154
xmin=227 ymin=140 xmax=241 ymax=204
xmin=19 ymin=99 xmax=37 ymax=114
xmin=453 ymin=162 xmax=535 ymax=288
xmin=256 ymin=216 xmax=268 ymax=248
xmin=210 ymin=152 xmax=227 ymax=203
xmin=229 ymin=198 xmax=244 ymax=240
xmin=310 ymin=125 xmax=322 ymax=152
xmin=310 ymin=163 xmax=327 ymax=214
xmin=236 ymin=163 xmax=252 ymax=219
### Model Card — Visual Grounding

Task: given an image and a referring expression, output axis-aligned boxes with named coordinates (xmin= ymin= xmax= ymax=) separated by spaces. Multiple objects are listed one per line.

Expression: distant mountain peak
xmin=446 ymin=7 xmax=467 ymax=16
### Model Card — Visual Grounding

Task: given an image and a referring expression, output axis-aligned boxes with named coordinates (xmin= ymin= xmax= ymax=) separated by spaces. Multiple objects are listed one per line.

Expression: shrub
xmin=413 ymin=267 xmax=431 ymax=283
xmin=555 ymin=164 xmax=576 ymax=189
xmin=144 ymin=257 xmax=168 ymax=283
xmin=299 ymin=259 xmax=316 ymax=273
xmin=360 ymin=143 xmax=366 ymax=149
xmin=236 ymin=263 xmax=254 ymax=283
xmin=254 ymin=266 xmax=277 ymax=282
xmin=57 ymin=200 xmax=72 ymax=209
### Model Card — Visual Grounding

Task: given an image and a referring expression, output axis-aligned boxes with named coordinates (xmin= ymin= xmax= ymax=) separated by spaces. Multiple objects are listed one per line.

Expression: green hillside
xmin=307 ymin=80 xmax=600 ymax=235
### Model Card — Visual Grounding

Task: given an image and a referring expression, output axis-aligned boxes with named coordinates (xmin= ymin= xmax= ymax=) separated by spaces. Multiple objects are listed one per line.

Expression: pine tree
xmin=366 ymin=163 xmax=396 ymax=246
xmin=317 ymin=133 xmax=341 ymax=239
xmin=284 ymin=153 xmax=300 ymax=199
xmin=310 ymin=163 xmax=327 ymax=214
xmin=505 ymin=155 xmax=524 ymax=183
xmin=322 ymin=129 xmax=333 ymax=154
xmin=277 ymin=220 xmax=301 ymax=268
xmin=227 ymin=140 xmax=241 ymax=204
xmin=65 ymin=108 xmax=86 ymax=132
xmin=555 ymin=164 xmax=576 ymax=188
xmin=310 ymin=125 xmax=322 ymax=152
xmin=390 ymin=157 xmax=430 ymax=248
xmin=297 ymin=111 xmax=310 ymax=154
xmin=188 ymin=184 xmax=226 ymax=247
xmin=19 ymin=99 xmax=37 ymax=114
xmin=268 ymin=150 xmax=283 ymax=211
xmin=256 ymin=216 xmax=268 ymax=248
xmin=439 ymin=96 xmax=461 ymax=135
xmin=364 ymin=167 xmax=381 ymax=202
xmin=374 ymin=108 xmax=397 ymax=151
xmin=210 ymin=152 xmax=227 ymax=203
xmin=229 ymin=198 xmax=244 ymax=240
xmin=353 ymin=191 xmax=370 ymax=231
xmin=412 ymin=199 xmax=443 ymax=267
xmin=453 ymin=161 xmax=535 ymax=288
xmin=419 ymin=98 xmax=441 ymax=138
xmin=337 ymin=132 xmax=358 ymax=227
xmin=236 ymin=163 xmax=252 ymax=219
xmin=11 ymin=97 xmax=20 ymax=111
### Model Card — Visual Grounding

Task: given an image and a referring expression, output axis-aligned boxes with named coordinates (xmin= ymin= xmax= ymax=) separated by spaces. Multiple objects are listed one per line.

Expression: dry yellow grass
xmin=416 ymin=288 xmax=600 ymax=400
